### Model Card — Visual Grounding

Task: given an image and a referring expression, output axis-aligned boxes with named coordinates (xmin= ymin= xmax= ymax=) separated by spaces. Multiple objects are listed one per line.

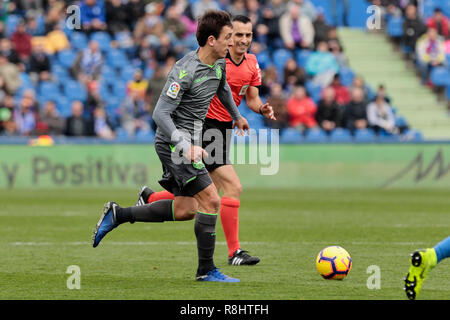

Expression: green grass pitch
xmin=0 ymin=187 xmax=449 ymax=300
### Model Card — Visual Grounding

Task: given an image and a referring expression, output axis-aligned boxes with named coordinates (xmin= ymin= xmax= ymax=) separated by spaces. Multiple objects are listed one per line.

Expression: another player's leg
xmin=209 ymin=165 xmax=260 ymax=266
xmin=92 ymin=196 xmax=196 ymax=247
xmin=193 ymin=183 xmax=239 ymax=282
xmin=403 ymin=237 xmax=450 ymax=300
xmin=136 ymin=186 xmax=174 ymax=206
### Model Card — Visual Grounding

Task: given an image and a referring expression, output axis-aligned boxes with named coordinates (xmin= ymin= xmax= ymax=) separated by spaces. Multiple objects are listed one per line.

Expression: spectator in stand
xmin=305 ymin=41 xmax=339 ymax=87
xmin=227 ymin=0 xmax=247 ymax=17
xmin=44 ymin=0 xmax=66 ymax=34
xmin=426 ymin=8 xmax=449 ymax=39
xmin=46 ymin=23 xmax=71 ymax=54
xmin=402 ymin=4 xmax=426 ymax=58
xmin=126 ymin=0 xmax=146 ymax=30
xmin=14 ymin=95 xmax=37 ymax=136
xmin=37 ymin=100 xmax=65 ymax=136
xmin=105 ymin=0 xmax=130 ymax=35
xmin=146 ymin=64 xmax=168 ymax=131
xmin=279 ymin=4 xmax=315 ymax=50
xmin=72 ymin=40 xmax=104 ymax=83
xmin=93 ymin=107 xmax=115 ymax=139
xmin=127 ymin=69 xmax=148 ymax=101
xmin=0 ymin=38 xmax=20 ymax=65
xmin=287 ymin=85 xmax=318 ymax=133
xmin=0 ymin=75 xmax=6 ymax=102
xmin=0 ymin=53 xmax=21 ymax=95
xmin=256 ymin=0 xmax=286 ymax=49
xmin=0 ymin=95 xmax=17 ymax=135
xmin=133 ymin=2 xmax=165 ymax=46
xmin=349 ymin=75 xmax=371 ymax=105
xmin=65 ymin=100 xmax=95 ymax=137
xmin=288 ymin=0 xmax=318 ymax=22
xmin=10 ymin=20 xmax=32 ymax=62
xmin=367 ymin=94 xmax=398 ymax=135
xmin=265 ymin=82 xmax=289 ymax=130
xmin=342 ymin=87 xmax=368 ymax=134
xmin=153 ymin=34 xmax=178 ymax=64
xmin=416 ymin=27 xmax=446 ymax=85
xmin=29 ymin=43 xmax=51 ymax=85
xmin=192 ymin=0 xmax=221 ymax=20
xmin=85 ymin=80 xmax=106 ymax=114
xmin=283 ymin=57 xmax=306 ymax=91
xmin=328 ymin=73 xmax=351 ymax=106
xmin=313 ymin=7 xmax=331 ymax=47
xmin=120 ymin=90 xmax=151 ymax=138
xmin=315 ymin=86 xmax=341 ymax=134
xmin=80 ymin=0 xmax=107 ymax=34
xmin=259 ymin=65 xmax=279 ymax=97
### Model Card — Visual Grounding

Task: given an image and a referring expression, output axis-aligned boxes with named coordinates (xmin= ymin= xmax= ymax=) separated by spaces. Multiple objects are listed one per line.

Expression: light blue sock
xmin=434 ymin=236 xmax=450 ymax=264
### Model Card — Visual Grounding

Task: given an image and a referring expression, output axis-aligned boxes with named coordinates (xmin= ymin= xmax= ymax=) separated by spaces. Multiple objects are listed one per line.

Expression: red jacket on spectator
xmin=287 ymin=94 xmax=318 ymax=128
xmin=329 ymin=83 xmax=351 ymax=106
xmin=426 ymin=16 xmax=449 ymax=38
xmin=11 ymin=30 xmax=32 ymax=60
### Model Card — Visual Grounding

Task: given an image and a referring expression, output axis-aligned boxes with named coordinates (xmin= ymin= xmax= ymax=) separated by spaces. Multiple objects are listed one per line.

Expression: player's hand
xmin=232 ymin=116 xmax=250 ymax=136
xmin=259 ymin=103 xmax=276 ymax=120
xmin=185 ymin=145 xmax=208 ymax=163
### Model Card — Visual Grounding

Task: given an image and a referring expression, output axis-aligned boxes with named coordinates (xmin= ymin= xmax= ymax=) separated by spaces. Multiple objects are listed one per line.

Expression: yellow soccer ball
xmin=316 ymin=246 xmax=352 ymax=280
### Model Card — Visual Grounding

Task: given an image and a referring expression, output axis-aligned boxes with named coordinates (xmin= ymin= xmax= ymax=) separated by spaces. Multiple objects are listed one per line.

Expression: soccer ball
xmin=316 ymin=246 xmax=352 ymax=280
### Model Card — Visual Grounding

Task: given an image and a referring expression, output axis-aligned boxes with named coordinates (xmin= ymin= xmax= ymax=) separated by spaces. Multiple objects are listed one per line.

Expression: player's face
xmin=231 ymin=21 xmax=253 ymax=55
xmin=213 ymin=25 xmax=234 ymax=59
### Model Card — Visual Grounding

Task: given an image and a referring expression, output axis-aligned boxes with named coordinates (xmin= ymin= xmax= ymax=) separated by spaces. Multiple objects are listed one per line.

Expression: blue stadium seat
xmin=280 ymin=128 xmax=304 ymax=143
xmin=304 ymin=128 xmax=328 ymax=143
xmin=329 ymin=128 xmax=352 ymax=143
xmin=256 ymin=51 xmax=271 ymax=70
xmin=144 ymin=66 xmax=154 ymax=79
xmin=430 ymin=66 xmax=450 ymax=86
xmin=395 ymin=116 xmax=408 ymax=127
xmin=121 ymin=66 xmax=138 ymax=81
xmin=107 ymin=49 xmax=128 ymax=69
xmin=58 ymin=50 xmax=77 ymax=68
xmin=70 ymin=32 xmax=89 ymax=51
xmin=115 ymin=127 xmax=131 ymax=141
xmin=295 ymin=50 xmax=312 ymax=68
xmin=354 ymin=128 xmax=377 ymax=143
xmin=5 ymin=15 xmax=21 ymax=37
xmin=135 ymin=129 xmax=155 ymax=142
xmin=386 ymin=16 xmax=404 ymax=38
xmin=100 ymin=65 xmax=119 ymax=85
xmin=52 ymin=64 xmax=71 ymax=82
xmin=112 ymin=81 xmax=127 ymax=99
xmin=63 ymin=80 xmax=87 ymax=102
xmin=446 ymin=84 xmax=450 ymax=100
xmin=305 ymin=81 xmax=323 ymax=102
xmin=90 ymin=32 xmax=112 ymax=52
xmin=339 ymin=67 xmax=355 ymax=86
xmin=39 ymin=81 xmax=61 ymax=100
xmin=55 ymin=95 xmax=72 ymax=118
xmin=272 ymin=48 xmax=293 ymax=77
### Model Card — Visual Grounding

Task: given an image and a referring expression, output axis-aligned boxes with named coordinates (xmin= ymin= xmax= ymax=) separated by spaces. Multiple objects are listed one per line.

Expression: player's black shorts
xmin=202 ymin=117 xmax=233 ymax=172
xmin=155 ymin=138 xmax=212 ymax=197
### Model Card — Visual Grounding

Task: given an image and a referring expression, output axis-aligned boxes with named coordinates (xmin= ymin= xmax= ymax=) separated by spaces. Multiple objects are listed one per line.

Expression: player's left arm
xmin=246 ymin=86 xmax=276 ymax=120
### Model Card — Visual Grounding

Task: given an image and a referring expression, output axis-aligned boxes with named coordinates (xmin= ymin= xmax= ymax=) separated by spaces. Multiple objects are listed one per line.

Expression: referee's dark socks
xmin=116 ymin=200 xmax=174 ymax=224
xmin=195 ymin=211 xmax=217 ymax=275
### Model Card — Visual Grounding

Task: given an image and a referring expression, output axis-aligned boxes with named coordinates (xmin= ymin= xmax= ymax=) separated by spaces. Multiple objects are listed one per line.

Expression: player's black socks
xmin=195 ymin=212 xmax=217 ymax=275
xmin=116 ymin=200 xmax=174 ymax=224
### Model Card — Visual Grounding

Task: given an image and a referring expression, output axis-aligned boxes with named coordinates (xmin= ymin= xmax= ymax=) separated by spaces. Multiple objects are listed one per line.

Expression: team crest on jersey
xmin=166 ymin=82 xmax=180 ymax=99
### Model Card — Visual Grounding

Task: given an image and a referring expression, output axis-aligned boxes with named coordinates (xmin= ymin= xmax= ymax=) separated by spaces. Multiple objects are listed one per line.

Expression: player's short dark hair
xmin=196 ymin=10 xmax=232 ymax=47
xmin=232 ymin=15 xmax=251 ymax=24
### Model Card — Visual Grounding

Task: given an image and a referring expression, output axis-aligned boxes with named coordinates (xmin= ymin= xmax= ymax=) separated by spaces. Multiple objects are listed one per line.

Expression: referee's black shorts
xmin=202 ymin=117 xmax=233 ymax=173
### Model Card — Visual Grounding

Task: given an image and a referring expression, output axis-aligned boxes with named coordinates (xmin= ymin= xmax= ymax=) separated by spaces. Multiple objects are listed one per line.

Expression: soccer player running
xmin=404 ymin=236 xmax=450 ymax=299
xmin=92 ymin=10 xmax=250 ymax=282
xmin=135 ymin=15 xmax=276 ymax=266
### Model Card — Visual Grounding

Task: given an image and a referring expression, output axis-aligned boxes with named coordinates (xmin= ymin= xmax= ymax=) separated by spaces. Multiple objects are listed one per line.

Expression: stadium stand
xmin=0 ymin=0 xmax=443 ymax=143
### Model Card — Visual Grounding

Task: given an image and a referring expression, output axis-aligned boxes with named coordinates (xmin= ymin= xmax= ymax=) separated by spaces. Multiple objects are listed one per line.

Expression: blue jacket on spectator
xmin=80 ymin=0 xmax=106 ymax=26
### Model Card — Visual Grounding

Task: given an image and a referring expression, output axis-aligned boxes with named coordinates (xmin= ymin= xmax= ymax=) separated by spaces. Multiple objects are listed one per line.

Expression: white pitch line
xmin=7 ymin=241 xmax=428 ymax=246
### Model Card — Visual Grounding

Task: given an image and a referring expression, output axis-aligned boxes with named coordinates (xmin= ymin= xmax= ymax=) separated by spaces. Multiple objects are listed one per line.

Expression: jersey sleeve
xmin=215 ymin=62 xmax=241 ymax=121
xmin=159 ymin=62 xmax=192 ymax=106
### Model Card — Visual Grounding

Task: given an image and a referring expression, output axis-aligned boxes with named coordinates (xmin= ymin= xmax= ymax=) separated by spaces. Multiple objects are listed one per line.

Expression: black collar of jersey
xmin=226 ymin=52 xmax=246 ymax=67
